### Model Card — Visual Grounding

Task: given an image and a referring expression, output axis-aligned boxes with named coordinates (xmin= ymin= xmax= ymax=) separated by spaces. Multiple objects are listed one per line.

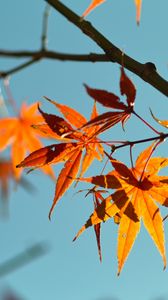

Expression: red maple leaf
xmin=82 ymin=67 xmax=136 ymax=134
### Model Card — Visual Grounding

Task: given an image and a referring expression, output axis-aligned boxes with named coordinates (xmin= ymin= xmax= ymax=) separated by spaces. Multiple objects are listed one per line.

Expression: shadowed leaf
xmin=49 ymin=150 xmax=82 ymax=218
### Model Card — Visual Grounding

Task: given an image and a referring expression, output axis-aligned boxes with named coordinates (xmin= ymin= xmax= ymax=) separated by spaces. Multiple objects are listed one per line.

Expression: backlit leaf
xmin=74 ymin=142 xmax=168 ymax=273
xmin=82 ymin=0 xmax=142 ymax=24
xmin=84 ymin=84 xmax=126 ymax=110
xmin=120 ymin=67 xmax=136 ymax=107
xmin=83 ymin=69 xmax=136 ymax=133
xmin=150 ymin=109 xmax=168 ymax=129
xmin=117 ymin=189 xmax=140 ymax=275
xmin=49 ymin=150 xmax=82 ymax=218
xmin=82 ymin=0 xmax=106 ymax=18
xmin=0 ymin=102 xmax=55 ymax=180
xmin=140 ymin=191 xmax=166 ymax=268
xmin=18 ymin=100 xmax=104 ymax=217
xmin=135 ymin=0 xmax=142 ymax=25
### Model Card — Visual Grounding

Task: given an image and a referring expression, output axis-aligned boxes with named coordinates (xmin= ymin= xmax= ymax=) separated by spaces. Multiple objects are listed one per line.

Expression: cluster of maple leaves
xmin=1 ymin=65 xmax=168 ymax=274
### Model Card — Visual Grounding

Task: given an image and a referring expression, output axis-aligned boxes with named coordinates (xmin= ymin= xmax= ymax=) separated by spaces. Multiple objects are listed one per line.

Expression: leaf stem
xmin=139 ymin=139 xmax=163 ymax=182
xmin=132 ymin=110 xmax=161 ymax=134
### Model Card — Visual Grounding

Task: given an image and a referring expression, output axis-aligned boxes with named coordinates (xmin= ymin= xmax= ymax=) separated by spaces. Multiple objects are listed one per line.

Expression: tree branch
xmin=97 ymin=132 xmax=168 ymax=151
xmin=0 ymin=57 xmax=40 ymax=78
xmin=0 ymin=49 xmax=110 ymax=77
xmin=45 ymin=0 xmax=168 ymax=97
xmin=0 ymin=49 xmax=109 ymax=61
xmin=1 ymin=1 xmax=168 ymax=97
xmin=41 ymin=4 xmax=51 ymax=50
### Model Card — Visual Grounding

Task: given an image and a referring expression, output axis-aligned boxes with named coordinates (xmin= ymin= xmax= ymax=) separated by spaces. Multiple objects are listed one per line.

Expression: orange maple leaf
xmin=135 ymin=0 xmax=142 ymax=25
xmin=0 ymin=158 xmax=35 ymax=216
xmin=0 ymin=102 xmax=55 ymax=180
xmin=82 ymin=0 xmax=106 ymax=18
xmin=150 ymin=109 xmax=168 ymax=129
xmin=82 ymin=0 xmax=142 ymax=24
xmin=74 ymin=142 xmax=168 ymax=274
xmin=17 ymin=99 xmax=104 ymax=218
xmin=0 ymin=159 xmax=14 ymax=199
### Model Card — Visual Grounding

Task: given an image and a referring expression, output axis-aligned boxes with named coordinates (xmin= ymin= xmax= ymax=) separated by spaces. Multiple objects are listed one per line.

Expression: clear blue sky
xmin=0 ymin=1 xmax=168 ymax=299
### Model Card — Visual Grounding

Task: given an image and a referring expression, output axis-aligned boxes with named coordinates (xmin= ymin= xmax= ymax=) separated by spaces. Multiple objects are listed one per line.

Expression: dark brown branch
xmin=0 ymin=50 xmax=109 ymax=77
xmin=0 ymin=1 xmax=168 ymax=96
xmin=0 ymin=49 xmax=108 ymax=61
xmin=46 ymin=0 xmax=168 ymax=97
xmin=0 ymin=57 xmax=40 ymax=78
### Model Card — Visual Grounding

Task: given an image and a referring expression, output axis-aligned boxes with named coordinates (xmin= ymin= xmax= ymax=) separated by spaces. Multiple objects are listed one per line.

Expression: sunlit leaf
xmin=83 ymin=68 xmax=136 ymax=132
xmin=134 ymin=0 xmax=142 ymax=25
xmin=18 ymin=100 xmax=104 ymax=217
xmin=0 ymin=103 xmax=55 ymax=180
xmin=82 ymin=0 xmax=142 ymax=24
xmin=150 ymin=109 xmax=168 ymax=129
xmin=82 ymin=0 xmax=106 ymax=18
xmin=74 ymin=142 xmax=168 ymax=273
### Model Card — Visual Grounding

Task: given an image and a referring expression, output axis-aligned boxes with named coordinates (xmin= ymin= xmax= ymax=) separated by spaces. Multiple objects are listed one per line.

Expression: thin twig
xmin=0 ymin=57 xmax=40 ymax=78
xmin=41 ymin=4 xmax=51 ymax=50
xmin=163 ymin=214 xmax=168 ymax=222
xmin=3 ymin=78 xmax=18 ymax=114
xmin=139 ymin=139 xmax=162 ymax=182
xmin=0 ymin=50 xmax=111 ymax=78
xmin=0 ymin=49 xmax=109 ymax=61
xmin=113 ymin=134 xmax=167 ymax=151
xmin=94 ymin=132 xmax=168 ymax=151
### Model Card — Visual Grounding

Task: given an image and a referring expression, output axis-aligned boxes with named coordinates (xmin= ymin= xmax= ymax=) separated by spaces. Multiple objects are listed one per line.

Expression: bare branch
xmin=0 ymin=49 xmax=109 ymax=61
xmin=0 ymin=1 xmax=168 ymax=97
xmin=0 ymin=57 xmax=40 ymax=78
xmin=0 ymin=50 xmax=110 ymax=78
xmin=46 ymin=0 xmax=168 ymax=97
xmin=101 ymin=133 xmax=168 ymax=151
xmin=41 ymin=4 xmax=51 ymax=50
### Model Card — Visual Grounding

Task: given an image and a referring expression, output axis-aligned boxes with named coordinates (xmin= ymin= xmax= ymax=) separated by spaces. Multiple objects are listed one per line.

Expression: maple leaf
xmin=135 ymin=0 xmax=142 ymax=25
xmin=84 ymin=187 xmax=108 ymax=261
xmin=0 ymin=158 xmax=35 ymax=216
xmin=0 ymin=102 xmax=55 ymax=180
xmin=17 ymin=99 xmax=104 ymax=218
xmin=0 ymin=159 xmax=13 ymax=199
xmin=92 ymin=190 xmax=107 ymax=261
xmin=82 ymin=67 xmax=136 ymax=134
xmin=150 ymin=109 xmax=168 ymax=129
xmin=82 ymin=0 xmax=106 ymax=18
xmin=82 ymin=0 xmax=142 ymax=24
xmin=74 ymin=142 xmax=168 ymax=274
